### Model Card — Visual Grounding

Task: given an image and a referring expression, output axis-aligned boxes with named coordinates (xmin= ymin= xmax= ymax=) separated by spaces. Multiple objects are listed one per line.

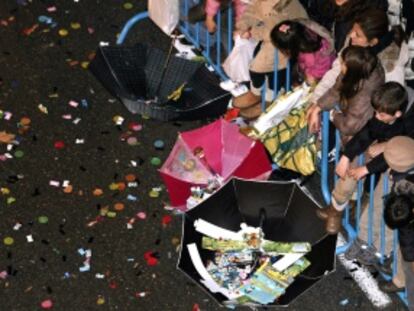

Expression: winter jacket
xmin=236 ymin=0 xmax=308 ymax=73
xmin=295 ymin=19 xmax=335 ymax=80
xmin=343 ymin=117 xmax=406 ymax=174
xmin=205 ymin=0 xmax=246 ymax=20
xmin=311 ymin=38 xmax=409 ymax=104
xmin=317 ymin=63 xmax=385 ymax=139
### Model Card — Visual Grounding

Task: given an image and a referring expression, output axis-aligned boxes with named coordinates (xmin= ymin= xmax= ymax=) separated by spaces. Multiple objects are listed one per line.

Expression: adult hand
xmin=335 ymin=156 xmax=350 ymax=179
xmin=349 ymin=166 xmax=369 ymax=181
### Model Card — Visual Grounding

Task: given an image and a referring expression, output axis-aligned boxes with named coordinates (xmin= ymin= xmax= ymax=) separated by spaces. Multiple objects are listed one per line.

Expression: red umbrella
xmin=160 ymin=119 xmax=272 ymax=210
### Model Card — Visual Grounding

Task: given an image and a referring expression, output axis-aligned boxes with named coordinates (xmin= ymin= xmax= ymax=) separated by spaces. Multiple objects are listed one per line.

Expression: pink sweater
xmin=205 ymin=0 xmax=246 ymax=21
xmin=298 ymin=38 xmax=335 ymax=80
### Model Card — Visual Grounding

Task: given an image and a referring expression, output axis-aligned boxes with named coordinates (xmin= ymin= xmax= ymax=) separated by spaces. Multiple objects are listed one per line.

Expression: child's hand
xmin=306 ymin=104 xmax=321 ymax=133
xmin=233 ymin=28 xmax=251 ymax=39
xmin=205 ymin=16 xmax=217 ymax=33
xmin=367 ymin=142 xmax=386 ymax=158
xmin=305 ymin=75 xmax=317 ymax=86
xmin=335 ymin=156 xmax=350 ymax=179
xmin=349 ymin=166 xmax=369 ymax=180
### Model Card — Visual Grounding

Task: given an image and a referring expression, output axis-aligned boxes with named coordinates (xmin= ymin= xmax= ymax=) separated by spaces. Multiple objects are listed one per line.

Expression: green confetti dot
xmin=149 ymin=190 xmax=160 ymax=198
xmin=123 ymin=2 xmax=133 ymax=9
xmin=38 ymin=216 xmax=49 ymax=224
xmin=106 ymin=211 xmax=117 ymax=218
xmin=150 ymin=157 xmax=161 ymax=166
xmin=4 ymin=237 xmax=14 ymax=245
xmin=6 ymin=197 xmax=16 ymax=205
xmin=109 ymin=183 xmax=119 ymax=191
xmin=58 ymin=28 xmax=69 ymax=37
xmin=14 ymin=150 xmax=24 ymax=158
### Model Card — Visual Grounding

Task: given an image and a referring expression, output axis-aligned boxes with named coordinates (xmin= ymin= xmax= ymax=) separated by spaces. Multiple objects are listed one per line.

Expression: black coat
xmin=399 ymin=222 xmax=414 ymax=262
xmin=342 ymin=117 xmax=406 ymax=174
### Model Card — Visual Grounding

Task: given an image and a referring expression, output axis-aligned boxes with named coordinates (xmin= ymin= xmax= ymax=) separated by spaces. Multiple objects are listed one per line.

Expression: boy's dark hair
xmin=371 ymin=82 xmax=408 ymax=114
xmin=384 ymin=193 xmax=414 ymax=229
xmin=340 ymin=46 xmax=377 ymax=100
xmin=270 ymin=20 xmax=321 ymax=60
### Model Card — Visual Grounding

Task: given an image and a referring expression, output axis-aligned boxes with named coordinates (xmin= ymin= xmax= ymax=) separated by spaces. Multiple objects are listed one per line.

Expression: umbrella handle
xmin=259 ymin=208 xmax=267 ymax=229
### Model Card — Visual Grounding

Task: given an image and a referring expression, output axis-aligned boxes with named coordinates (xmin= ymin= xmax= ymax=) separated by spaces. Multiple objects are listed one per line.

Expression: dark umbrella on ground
xmin=89 ymin=43 xmax=231 ymax=121
xmin=177 ymin=178 xmax=337 ymax=307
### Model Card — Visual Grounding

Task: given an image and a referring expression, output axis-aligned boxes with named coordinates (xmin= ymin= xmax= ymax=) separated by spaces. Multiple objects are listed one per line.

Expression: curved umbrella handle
xmin=259 ymin=208 xmax=267 ymax=230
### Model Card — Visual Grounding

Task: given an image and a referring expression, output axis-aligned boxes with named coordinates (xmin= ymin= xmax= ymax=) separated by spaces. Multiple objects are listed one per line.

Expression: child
xmin=308 ymin=46 xmax=384 ymax=145
xmin=307 ymin=8 xmax=408 ymax=132
xmin=270 ymin=19 xmax=335 ymax=85
xmin=318 ymin=82 xmax=408 ymax=234
xmin=236 ymin=18 xmax=335 ymax=120
xmin=204 ymin=0 xmax=247 ymax=33
xmin=231 ymin=0 xmax=308 ymax=115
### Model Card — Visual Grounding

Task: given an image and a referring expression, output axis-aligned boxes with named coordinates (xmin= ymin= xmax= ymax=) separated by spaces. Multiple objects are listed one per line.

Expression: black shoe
xmin=374 ymin=256 xmax=393 ymax=275
xmin=375 ymin=263 xmax=392 ymax=275
xmin=379 ymin=280 xmax=405 ymax=293
xmin=270 ymin=168 xmax=302 ymax=182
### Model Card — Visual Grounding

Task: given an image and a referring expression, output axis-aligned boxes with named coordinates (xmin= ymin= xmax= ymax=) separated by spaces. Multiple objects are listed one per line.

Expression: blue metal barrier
xmin=320 ymin=112 xmax=408 ymax=306
xmin=117 ymin=2 xmax=408 ymax=307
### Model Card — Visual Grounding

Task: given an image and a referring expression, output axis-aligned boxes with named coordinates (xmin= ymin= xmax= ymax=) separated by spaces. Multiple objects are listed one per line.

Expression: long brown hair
xmin=340 ymin=46 xmax=378 ymax=101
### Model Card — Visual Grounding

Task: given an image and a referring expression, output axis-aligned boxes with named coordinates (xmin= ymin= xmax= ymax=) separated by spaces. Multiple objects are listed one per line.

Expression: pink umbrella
xmin=160 ymin=119 xmax=272 ymax=210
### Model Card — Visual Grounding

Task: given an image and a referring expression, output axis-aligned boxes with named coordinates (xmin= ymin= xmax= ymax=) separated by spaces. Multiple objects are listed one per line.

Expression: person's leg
xmin=319 ymin=169 xmax=358 ymax=234
xmin=359 ymin=174 xmax=394 ymax=256
xmin=379 ymin=250 xmax=406 ymax=293
xmin=402 ymin=258 xmax=414 ymax=311
xmin=394 ymin=250 xmax=406 ymax=288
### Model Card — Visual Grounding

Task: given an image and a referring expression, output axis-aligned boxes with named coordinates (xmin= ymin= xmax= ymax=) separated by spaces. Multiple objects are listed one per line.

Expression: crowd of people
xmin=182 ymin=0 xmax=414 ymax=309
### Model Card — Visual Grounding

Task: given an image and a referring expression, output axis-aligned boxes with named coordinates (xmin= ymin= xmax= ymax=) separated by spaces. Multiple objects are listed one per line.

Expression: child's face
xmin=374 ymin=110 xmax=402 ymax=124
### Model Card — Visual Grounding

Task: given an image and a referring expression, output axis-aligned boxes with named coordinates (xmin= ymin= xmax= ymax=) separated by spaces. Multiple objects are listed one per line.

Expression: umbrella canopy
xmin=160 ymin=119 xmax=272 ymax=210
xmin=178 ymin=178 xmax=337 ymax=307
xmin=89 ymin=43 xmax=231 ymax=121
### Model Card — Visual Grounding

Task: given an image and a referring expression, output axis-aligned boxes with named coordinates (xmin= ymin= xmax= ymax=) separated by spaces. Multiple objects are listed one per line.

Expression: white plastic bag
xmin=148 ymin=0 xmax=179 ymax=35
xmin=222 ymin=36 xmax=257 ymax=83
xmin=253 ymin=84 xmax=312 ymax=135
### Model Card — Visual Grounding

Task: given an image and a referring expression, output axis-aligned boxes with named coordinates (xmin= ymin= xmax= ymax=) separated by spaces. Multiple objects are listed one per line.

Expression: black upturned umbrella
xmin=178 ymin=178 xmax=337 ymax=307
xmin=89 ymin=43 xmax=231 ymax=121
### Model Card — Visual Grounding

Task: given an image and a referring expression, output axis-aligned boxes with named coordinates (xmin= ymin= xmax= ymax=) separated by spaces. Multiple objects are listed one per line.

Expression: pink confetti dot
xmin=40 ymin=299 xmax=53 ymax=309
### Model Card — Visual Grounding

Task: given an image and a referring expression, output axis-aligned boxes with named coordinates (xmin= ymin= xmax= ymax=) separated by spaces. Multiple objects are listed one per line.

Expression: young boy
xmin=318 ymin=82 xmax=408 ymax=234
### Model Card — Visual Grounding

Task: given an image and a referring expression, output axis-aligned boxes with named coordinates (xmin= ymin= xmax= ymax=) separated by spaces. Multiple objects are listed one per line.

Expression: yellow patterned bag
xmin=260 ymin=106 xmax=317 ymax=176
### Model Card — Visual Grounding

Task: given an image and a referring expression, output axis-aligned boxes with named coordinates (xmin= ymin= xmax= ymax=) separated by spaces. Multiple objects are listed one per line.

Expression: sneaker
xmin=344 ymin=239 xmax=363 ymax=261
